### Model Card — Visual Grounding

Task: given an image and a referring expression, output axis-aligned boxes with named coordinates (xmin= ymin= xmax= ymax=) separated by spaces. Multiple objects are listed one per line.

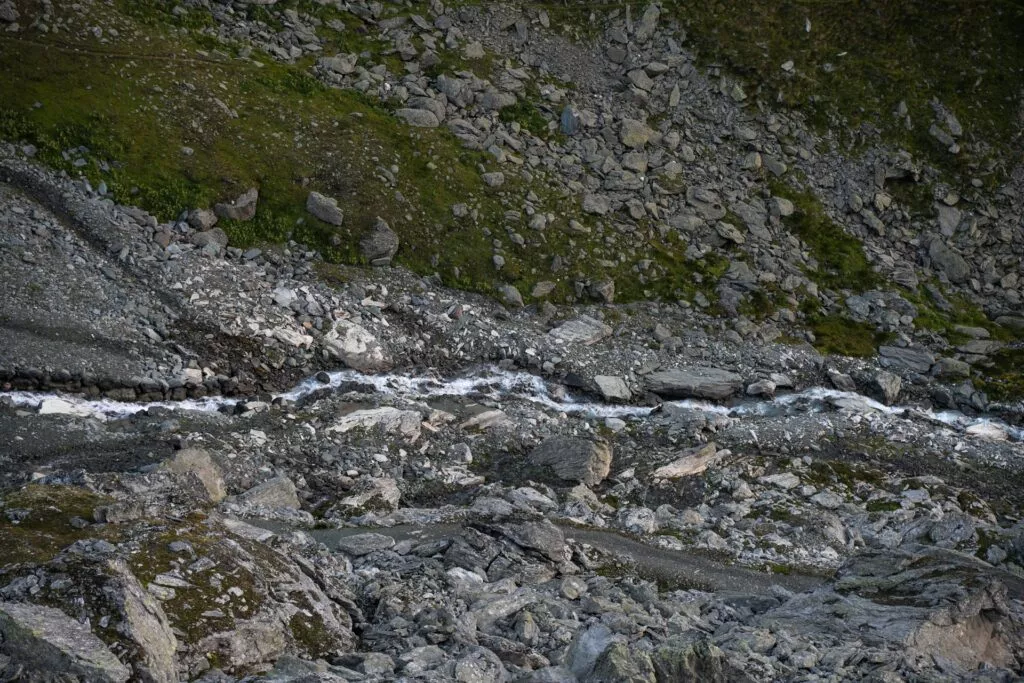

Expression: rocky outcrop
xmin=0 ymin=601 xmax=131 ymax=682
xmin=646 ymin=367 xmax=744 ymax=400
xmin=528 ymin=437 xmax=612 ymax=486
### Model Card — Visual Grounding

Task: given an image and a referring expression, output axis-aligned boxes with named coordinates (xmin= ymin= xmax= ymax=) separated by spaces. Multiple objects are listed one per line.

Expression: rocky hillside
xmin=0 ymin=0 xmax=1023 ymax=681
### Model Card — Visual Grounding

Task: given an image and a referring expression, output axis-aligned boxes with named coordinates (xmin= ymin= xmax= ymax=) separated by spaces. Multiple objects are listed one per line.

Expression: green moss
xmin=974 ymin=347 xmax=1024 ymax=402
xmin=807 ymin=314 xmax=893 ymax=357
xmin=770 ymin=181 xmax=879 ymax=293
xmin=0 ymin=485 xmax=117 ymax=564
xmin=805 ymin=461 xmax=886 ymax=489
xmin=669 ymin=0 xmax=1024 ymax=183
xmin=866 ymin=499 xmax=901 ymax=513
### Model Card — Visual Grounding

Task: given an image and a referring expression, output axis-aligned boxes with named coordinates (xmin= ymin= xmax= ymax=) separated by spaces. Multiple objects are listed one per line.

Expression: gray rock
xmin=104 ymin=559 xmax=178 ymax=683
xmin=187 ymin=208 xmax=218 ymax=231
xmin=594 ymin=375 xmax=631 ymax=402
xmin=528 ymin=436 xmax=612 ymax=486
xmin=395 ymin=108 xmax=440 ymax=127
xmin=482 ymin=172 xmax=505 ymax=187
xmin=497 ymin=520 xmax=565 ymax=562
xmin=646 ymin=367 xmax=743 ymax=400
xmin=236 ymin=475 xmax=300 ymax=509
xmin=306 ymin=191 xmax=344 ymax=226
xmin=633 ymin=4 xmax=660 ymax=42
xmin=879 ymin=345 xmax=934 ymax=374
xmin=0 ymin=1 xmax=19 ymax=23
xmin=213 ymin=187 xmax=258 ymax=222
xmin=582 ymin=193 xmax=611 ymax=215
xmin=567 ymin=624 xmax=617 ymax=679
xmin=0 ymin=601 xmax=130 ymax=682
xmin=870 ymin=370 xmax=902 ymax=405
xmin=560 ymin=106 xmax=581 ymax=136
xmin=190 ymin=228 xmax=228 ymax=251
xmin=549 ymin=316 xmax=613 ymax=345
xmin=159 ymin=448 xmax=226 ymax=503
xmin=620 ymin=119 xmax=653 ymax=148
xmin=592 ymin=642 xmax=656 ymax=683
xmin=360 ymin=217 xmax=399 ymax=264
xmin=336 ymin=532 xmax=397 ymax=556
xmin=652 ymin=637 xmax=751 ymax=682
xmin=324 ymin=320 xmax=392 ymax=373
xmin=497 ymin=284 xmax=524 ymax=308
xmin=928 ymin=238 xmax=971 ymax=283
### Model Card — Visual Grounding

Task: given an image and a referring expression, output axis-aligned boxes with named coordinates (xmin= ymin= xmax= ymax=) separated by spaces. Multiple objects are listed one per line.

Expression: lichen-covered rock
xmin=0 ymin=601 xmax=131 ymax=682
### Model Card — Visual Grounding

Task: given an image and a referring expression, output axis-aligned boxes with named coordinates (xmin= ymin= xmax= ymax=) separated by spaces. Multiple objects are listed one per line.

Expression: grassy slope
xmin=0 ymin=0 xmax=736 ymax=308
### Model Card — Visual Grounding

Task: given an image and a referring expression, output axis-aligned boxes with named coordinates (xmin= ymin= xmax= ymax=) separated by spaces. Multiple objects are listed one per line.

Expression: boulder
xmin=159 ymin=448 xmax=226 ymax=503
xmin=651 ymin=443 xmax=721 ymax=479
xmin=0 ymin=602 xmax=131 ymax=682
xmin=594 ymin=375 xmax=631 ymax=402
xmin=104 ymin=559 xmax=179 ymax=683
xmin=236 ymin=475 xmax=301 ymax=509
xmin=336 ymin=532 xmax=397 ymax=557
xmin=213 ymin=187 xmax=258 ymax=222
xmin=395 ymin=108 xmax=440 ymax=127
xmin=323 ymin=320 xmax=392 ymax=373
xmin=359 ymin=217 xmax=399 ymax=265
xmin=497 ymin=520 xmax=566 ymax=562
xmin=528 ymin=437 xmax=612 ymax=486
xmin=646 ymin=367 xmax=744 ymax=400
xmin=928 ymin=238 xmax=971 ymax=283
xmin=878 ymin=345 xmax=934 ymax=374
xmin=306 ymin=191 xmax=344 ymax=226
xmin=620 ymin=119 xmax=654 ymax=149
xmin=548 ymin=316 xmax=612 ymax=345
xmin=190 ymin=227 xmax=228 ymax=251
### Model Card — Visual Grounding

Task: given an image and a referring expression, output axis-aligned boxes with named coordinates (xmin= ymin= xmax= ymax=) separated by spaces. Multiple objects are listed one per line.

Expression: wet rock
xmin=528 ymin=436 xmax=612 ymax=486
xmin=646 ymin=367 xmax=743 ymax=400
xmin=0 ymin=601 xmax=131 ymax=682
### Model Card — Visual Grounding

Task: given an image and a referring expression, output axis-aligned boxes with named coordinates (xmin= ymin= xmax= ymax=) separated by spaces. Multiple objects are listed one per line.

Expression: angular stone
xmin=528 ymin=437 xmax=612 ymax=486
xmin=651 ymin=443 xmax=720 ymax=479
xmin=582 ymin=193 xmax=611 ymax=215
xmin=324 ymin=320 xmax=392 ymax=373
xmin=646 ymin=367 xmax=743 ymax=400
xmin=0 ymin=602 xmax=130 ymax=682
xmin=497 ymin=520 xmax=565 ymax=562
xmin=306 ymin=191 xmax=344 ymax=226
xmin=620 ymin=119 xmax=654 ymax=149
xmin=594 ymin=375 xmax=631 ymax=402
xmin=213 ymin=187 xmax=258 ymax=222
xmin=878 ymin=345 xmax=935 ymax=374
xmin=395 ymin=108 xmax=440 ymax=127
xmin=360 ymin=217 xmax=399 ymax=264
xmin=928 ymin=238 xmax=971 ymax=283
xmin=236 ymin=475 xmax=300 ymax=509
xmin=160 ymin=448 xmax=226 ymax=503
xmin=549 ymin=316 xmax=612 ymax=345
xmin=336 ymin=532 xmax=396 ymax=557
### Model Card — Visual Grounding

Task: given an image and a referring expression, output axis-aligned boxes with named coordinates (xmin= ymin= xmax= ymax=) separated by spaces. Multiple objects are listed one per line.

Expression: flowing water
xmin=2 ymin=366 xmax=1022 ymax=442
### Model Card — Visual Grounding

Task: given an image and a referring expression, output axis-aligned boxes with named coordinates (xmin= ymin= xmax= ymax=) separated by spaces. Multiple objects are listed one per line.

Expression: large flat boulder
xmin=646 ymin=367 xmax=743 ymax=400
xmin=0 ymin=601 xmax=130 ymax=682
xmin=528 ymin=437 xmax=611 ymax=487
